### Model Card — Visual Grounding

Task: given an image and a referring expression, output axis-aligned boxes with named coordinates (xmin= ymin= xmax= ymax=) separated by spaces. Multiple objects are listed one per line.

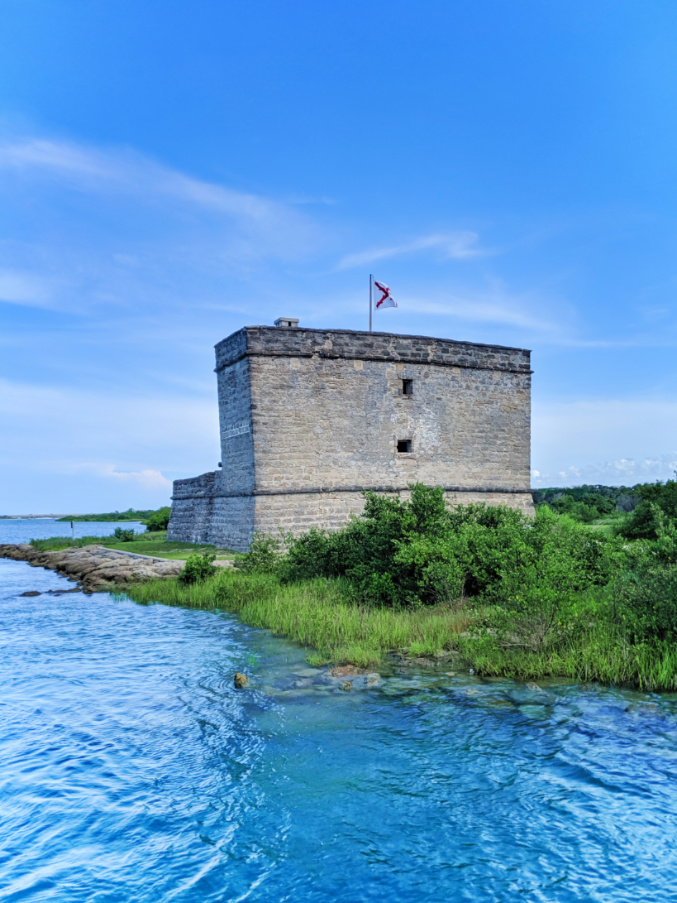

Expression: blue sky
xmin=2 ymin=0 xmax=677 ymax=512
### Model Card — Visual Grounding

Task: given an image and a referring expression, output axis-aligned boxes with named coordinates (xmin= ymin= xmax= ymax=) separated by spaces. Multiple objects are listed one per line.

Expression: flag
xmin=374 ymin=279 xmax=397 ymax=310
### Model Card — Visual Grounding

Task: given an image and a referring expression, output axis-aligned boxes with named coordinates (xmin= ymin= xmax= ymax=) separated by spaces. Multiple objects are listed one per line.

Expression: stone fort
xmin=168 ymin=320 xmax=534 ymax=551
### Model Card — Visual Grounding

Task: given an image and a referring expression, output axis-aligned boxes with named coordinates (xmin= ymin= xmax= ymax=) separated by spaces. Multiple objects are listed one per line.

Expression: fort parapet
xmin=168 ymin=325 xmax=534 ymax=551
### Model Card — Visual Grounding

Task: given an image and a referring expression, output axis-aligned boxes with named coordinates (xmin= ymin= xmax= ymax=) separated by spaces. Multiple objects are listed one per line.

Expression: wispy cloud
xmin=0 ymin=135 xmax=318 ymax=264
xmin=408 ymin=293 xmax=555 ymax=333
xmin=336 ymin=231 xmax=482 ymax=270
xmin=0 ymin=377 xmax=218 ymax=465
xmin=0 ymin=268 xmax=53 ymax=307
xmin=0 ymin=134 xmax=330 ymax=319
xmin=72 ymin=463 xmax=173 ymax=490
xmin=0 ymin=138 xmax=287 ymax=222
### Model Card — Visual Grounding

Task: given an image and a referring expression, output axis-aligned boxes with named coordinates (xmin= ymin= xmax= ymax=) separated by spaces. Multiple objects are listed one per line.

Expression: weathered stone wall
xmin=168 ymin=472 xmax=256 ymax=549
xmin=167 ymin=472 xmax=218 ymax=544
xmin=216 ymin=356 xmax=255 ymax=494
xmin=252 ymin=489 xmax=534 ymax=541
xmin=248 ymin=355 xmax=531 ymax=494
xmin=170 ymin=326 xmax=534 ymax=551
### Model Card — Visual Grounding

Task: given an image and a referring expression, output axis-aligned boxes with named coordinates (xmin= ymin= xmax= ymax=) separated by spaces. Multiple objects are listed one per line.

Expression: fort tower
xmin=168 ymin=322 xmax=534 ymax=551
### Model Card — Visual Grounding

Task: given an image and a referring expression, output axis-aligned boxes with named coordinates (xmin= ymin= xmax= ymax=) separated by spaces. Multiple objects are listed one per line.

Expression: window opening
xmin=402 ymin=379 xmax=413 ymax=396
xmin=397 ymin=439 xmax=412 ymax=453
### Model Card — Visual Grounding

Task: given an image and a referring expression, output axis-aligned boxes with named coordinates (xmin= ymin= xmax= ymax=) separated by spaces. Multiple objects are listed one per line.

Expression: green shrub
xmin=112 ymin=527 xmax=136 ymax=542
xmin=614 ymin=564 xmax=677 ymax=642
xmin=178 ymin=552 xmax=217 ymax=584
xmin=279 ymin=528 xmax=347 ymax=582
xmin=237 ymin=533 xmax=282 ymax=574
xmin=144 ymin=507 xmax=171 ymax=532
xmin=619 ymin=499 xmax=675 ymax=541
xmin=258 ymin=485 xmax=625 ymax=610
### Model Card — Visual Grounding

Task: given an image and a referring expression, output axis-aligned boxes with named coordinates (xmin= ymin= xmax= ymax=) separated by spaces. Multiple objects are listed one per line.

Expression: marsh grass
xmin=119 ymin=569 xmax=677 ymax=688
xmin=459 ymin=627 xmax=677 ymax=691
xmin=120 ymin=570 xmax=470 ymax=667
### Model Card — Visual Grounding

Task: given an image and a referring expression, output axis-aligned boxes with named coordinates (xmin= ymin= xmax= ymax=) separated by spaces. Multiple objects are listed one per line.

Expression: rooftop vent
xmin=274 ymin=317 xmax=299 ymax=328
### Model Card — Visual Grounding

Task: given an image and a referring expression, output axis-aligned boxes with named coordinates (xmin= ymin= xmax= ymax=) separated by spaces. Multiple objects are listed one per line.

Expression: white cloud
xmin=337 ymin=231 xmax=482 ymax=270
xmin=73 ymin=464 xmax=172 ymax=490
xmin=532 ymin=457 xmax=677 ymax=487
xmin=532 ymin=397 xmax=677 ymax=486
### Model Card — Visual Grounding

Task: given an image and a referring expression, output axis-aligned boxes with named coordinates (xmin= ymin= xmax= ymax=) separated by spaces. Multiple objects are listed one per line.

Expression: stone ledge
xmin=172 ymin=484 xmax=534 ymax=500
xmin=215 ymin=327 xmax=531 ymax=374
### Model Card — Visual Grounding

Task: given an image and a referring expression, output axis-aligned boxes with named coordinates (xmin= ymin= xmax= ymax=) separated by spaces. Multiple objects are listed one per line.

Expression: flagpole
xmin=369 ymin=273 xmax=373 ymax=333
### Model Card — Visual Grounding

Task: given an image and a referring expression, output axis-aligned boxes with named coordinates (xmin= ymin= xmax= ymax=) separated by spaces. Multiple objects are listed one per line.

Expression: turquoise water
xmin=2 ymin=523 xmax=677 ymax=901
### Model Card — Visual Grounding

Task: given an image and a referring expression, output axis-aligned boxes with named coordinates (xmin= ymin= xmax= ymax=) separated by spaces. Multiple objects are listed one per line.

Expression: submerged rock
xmin=506 ymin=682 xmax=556 ymax=707
xmin=20 ymin=590 xmax=41 ymax=597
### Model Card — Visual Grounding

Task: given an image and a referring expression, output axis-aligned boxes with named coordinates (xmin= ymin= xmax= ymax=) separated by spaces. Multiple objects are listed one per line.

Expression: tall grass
xmin=119 ymin=569 xmax=677 ymax=688
xmin=121 ymin=571 xmax=470 ymax=667
xmin=458 ymin=627 xmax=677 ymax=691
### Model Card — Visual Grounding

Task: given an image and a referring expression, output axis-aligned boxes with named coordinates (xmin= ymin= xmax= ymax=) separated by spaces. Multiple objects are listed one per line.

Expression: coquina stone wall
xmin=168 ymin=326 xmax=534 ymax=551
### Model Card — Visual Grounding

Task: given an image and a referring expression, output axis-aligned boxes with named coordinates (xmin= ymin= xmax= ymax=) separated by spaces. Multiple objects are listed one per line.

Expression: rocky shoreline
xmin=0 ymin=543 xmax=189 ymax=592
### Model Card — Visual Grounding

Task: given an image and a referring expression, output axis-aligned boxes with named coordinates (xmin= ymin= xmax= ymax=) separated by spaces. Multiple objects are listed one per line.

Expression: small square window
xmin=402 ymin=379 xmax=413 ymax=395
xmin=397 ymin=439 xmax=412 ymax=453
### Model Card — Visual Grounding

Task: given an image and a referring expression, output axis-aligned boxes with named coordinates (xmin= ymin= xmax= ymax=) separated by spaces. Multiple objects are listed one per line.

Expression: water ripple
xmin=3 ymin=555 xmax=677 ymax=901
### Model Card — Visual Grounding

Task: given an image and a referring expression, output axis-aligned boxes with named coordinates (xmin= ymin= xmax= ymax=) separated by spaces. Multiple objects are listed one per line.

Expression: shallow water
xmin=2 ymin=524 xmax=677 ymax=901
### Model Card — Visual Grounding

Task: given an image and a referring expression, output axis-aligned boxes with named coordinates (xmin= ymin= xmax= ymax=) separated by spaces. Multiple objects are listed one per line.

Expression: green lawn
xmin=101 ymin=539 xmax=237 ymax=560
xmin=31 ymin=531 xmax=238 ymax=560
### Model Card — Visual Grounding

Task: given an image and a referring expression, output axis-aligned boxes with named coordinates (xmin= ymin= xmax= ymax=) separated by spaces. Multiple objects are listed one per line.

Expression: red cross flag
xmin=374 ymin=279 xmax=397 ymax=310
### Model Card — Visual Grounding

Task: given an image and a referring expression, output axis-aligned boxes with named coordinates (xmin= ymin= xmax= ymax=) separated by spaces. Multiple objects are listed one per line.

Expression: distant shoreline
xmin=0 ymin=516 xmax=75 ymax=520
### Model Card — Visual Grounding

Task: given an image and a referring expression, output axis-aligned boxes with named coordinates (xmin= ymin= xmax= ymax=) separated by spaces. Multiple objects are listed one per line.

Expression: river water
xmin=2 ymin=521 xmax=677 ymax=901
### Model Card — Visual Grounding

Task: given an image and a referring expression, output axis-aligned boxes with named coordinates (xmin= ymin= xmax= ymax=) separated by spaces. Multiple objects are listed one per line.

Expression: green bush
xmin=118 ymin=482 xmax=677 ymax=689
xmin=272 ymin=486 xmax=625 ymax=612
xmin=618 ymin=500 xmax=667 ymax=540
xmin=112 ymin=527 xmax=136 ymax=542
xmin=277 ymin=528 xmax=335 ymax=581
xmin=614 ymin=564 xmax=677 ymax=642
xmin=179 ymin=552 xmax=217 ymax=584
xmin=237 ymin=533 xmax=282 ymax=574
xmin=144 ymin=507 xmax=171 ymax=532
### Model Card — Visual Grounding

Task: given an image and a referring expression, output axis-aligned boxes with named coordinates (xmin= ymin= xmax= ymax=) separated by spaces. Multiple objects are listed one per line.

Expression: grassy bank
xmin=121 ymin=570 xmax=470 ymax=668
xmin=31 ymin=531 xmax=237 ymax=560
xmin=118 ymin=483 xmax=677 ymax=690
xmin=120 ymin=568 xmax=677 ymax=689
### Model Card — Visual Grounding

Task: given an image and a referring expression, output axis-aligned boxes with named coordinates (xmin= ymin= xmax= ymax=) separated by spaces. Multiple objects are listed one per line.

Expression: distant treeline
xmin=533 ymin=484 xmax=640 ymax=521
xmin=57 ymin=507 xmax=171 ymax=531
xmin=534 ymin=480 xmax=677 ymax=538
